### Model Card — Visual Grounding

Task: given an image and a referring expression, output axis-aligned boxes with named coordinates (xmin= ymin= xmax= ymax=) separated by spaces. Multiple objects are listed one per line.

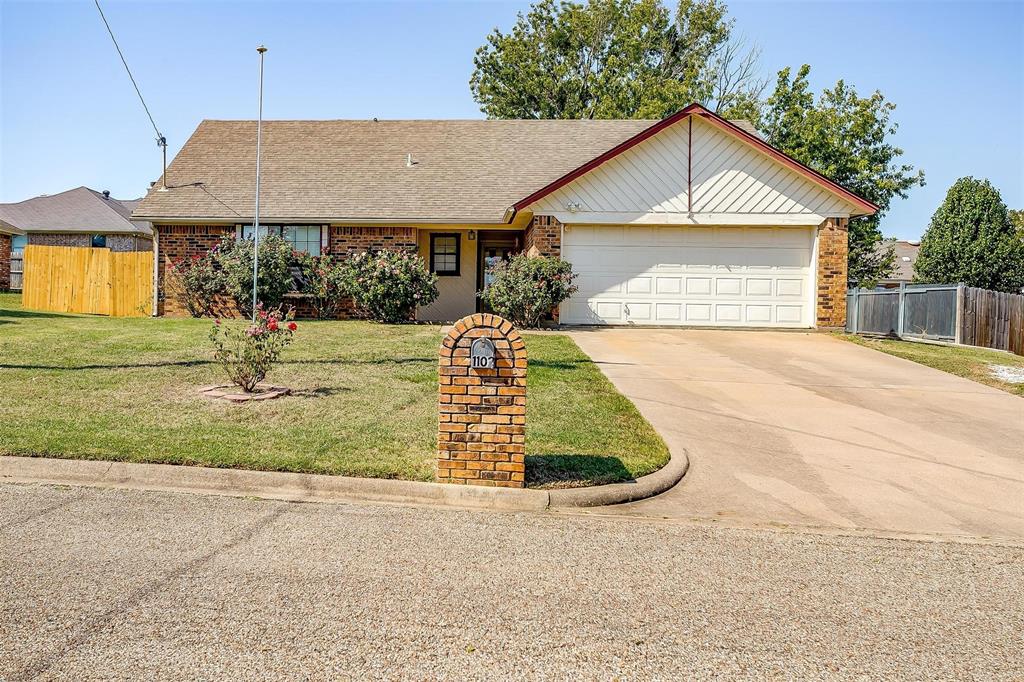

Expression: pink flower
xmin=215 ymin=319 xmax=221 ymax=326
xmin=268 ymin=320 xmax=279 ymax=332
xmin=287 ymin=322 xmax=297 ymax=331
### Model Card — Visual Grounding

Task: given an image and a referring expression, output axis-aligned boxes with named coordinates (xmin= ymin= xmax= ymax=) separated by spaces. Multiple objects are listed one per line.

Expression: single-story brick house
xmin=133 ymin=103 xmax=876 ymax=327
xmin=0 ymin=186 xmax=153 ymax=253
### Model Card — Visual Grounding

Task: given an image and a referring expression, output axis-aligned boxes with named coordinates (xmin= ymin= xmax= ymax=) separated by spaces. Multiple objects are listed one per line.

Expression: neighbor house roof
xmin=0 ymin=187 xmax=152 ymax=236
xmin=0 ymin=219 xmax=24 ymax=235
xmin=133 ymin=106 xmax=874 ymax=224
xmin=880 ymin=240 xmax=920 ymax=282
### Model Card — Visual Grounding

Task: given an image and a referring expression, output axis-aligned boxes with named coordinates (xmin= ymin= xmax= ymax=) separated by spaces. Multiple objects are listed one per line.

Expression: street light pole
xmin=252 ymin=45 xmax=267 ymax=323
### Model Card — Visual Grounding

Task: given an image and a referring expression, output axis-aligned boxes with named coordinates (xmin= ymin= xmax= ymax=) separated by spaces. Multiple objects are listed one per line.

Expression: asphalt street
xmin=2 ymin=483 xmax=1022 ymax=680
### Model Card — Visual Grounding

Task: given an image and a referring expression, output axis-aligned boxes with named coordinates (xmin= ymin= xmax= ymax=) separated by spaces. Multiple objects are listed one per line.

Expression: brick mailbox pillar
xmin=437 ymin=314 xmax=526 ymax=488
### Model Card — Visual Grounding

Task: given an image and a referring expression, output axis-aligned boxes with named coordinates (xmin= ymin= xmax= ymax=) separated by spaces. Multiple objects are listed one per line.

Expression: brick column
xmin=816 ymin=217 xmax=849 ymax=328
xmin=437 ymin=314 xmax=527 ymax=488
xmin=524 ymin=215 xmax=561 ymax=258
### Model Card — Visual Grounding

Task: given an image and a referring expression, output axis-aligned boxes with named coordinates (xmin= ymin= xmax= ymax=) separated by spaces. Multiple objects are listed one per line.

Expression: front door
xmin=476 ymin=232 xmax=520 ymax=312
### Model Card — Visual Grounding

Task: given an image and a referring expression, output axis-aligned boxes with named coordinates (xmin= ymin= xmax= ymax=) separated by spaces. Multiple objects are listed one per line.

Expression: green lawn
xmin=840 ymin=333 xmax=1024 ymax=397
xmin=0 ymin=293 xmax=667 ymax=488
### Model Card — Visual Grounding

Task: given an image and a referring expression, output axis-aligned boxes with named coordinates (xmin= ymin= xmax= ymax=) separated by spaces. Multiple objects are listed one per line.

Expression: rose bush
xmin=209 ymin=305 xmax=297 ymax=392
xmin=341 ymin=250 xmax=439 ymax=323
xmin=478 ymin=254 xmax=578 ymax=328
xmin=297 ymin=253 xmax=349 ymax=320
xmin=165 ymin=248 xmax=224 ymax=318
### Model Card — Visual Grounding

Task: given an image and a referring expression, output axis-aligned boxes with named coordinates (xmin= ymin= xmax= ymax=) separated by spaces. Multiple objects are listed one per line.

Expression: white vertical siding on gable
xmin=528 ymin=116 xmax=856 ymax=219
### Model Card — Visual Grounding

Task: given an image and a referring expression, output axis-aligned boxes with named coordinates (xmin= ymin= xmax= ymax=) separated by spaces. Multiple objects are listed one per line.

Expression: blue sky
xmin=1 ymin=0 xmax=1021 ymax=240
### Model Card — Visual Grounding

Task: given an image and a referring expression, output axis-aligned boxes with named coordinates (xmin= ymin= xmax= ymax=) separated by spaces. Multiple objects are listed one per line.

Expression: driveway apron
xmin=568 ymin=328 xmax=1024 ymax=539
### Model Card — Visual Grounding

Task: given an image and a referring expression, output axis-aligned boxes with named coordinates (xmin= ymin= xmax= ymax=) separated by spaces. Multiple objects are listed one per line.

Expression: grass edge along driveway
xmin=838 ymin=332 xmax=1024 ymax=397
xmin=0 ymin=293 xmax=668 ymax=488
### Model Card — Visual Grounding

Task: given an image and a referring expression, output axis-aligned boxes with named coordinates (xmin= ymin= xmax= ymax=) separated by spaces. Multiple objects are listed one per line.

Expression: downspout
xmin=151 ymin=227 xmax=159 ymax=316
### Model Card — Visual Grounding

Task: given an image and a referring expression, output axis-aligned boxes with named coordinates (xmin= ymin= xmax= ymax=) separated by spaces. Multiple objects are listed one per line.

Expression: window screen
xmin=430 ymin=234 xmax=460 ymax=275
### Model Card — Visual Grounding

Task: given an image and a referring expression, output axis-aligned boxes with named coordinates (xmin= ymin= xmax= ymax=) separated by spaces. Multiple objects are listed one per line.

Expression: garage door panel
xmin=562 ymin=225 xmax=814 ymax=328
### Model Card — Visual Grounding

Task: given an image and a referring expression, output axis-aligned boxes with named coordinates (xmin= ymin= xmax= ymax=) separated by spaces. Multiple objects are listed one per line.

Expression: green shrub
xmin=165 ymin=249 xmax=224 ymax=318
xmin=209 ymin=305 xmax=297 ymax=392
xmin=341 ymin=250 xmax=439 ymax=323
xmin=298 ymin=253 xmax=349 ymax=320
xmin=215 ymin=235 xmax=296 ymax=317
xmin=479 ymin=254 xmax=577 ymax=328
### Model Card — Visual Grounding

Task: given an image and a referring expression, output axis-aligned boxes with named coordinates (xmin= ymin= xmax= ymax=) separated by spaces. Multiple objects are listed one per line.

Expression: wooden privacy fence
xmin=22 ymin=245 xmax=153 ymax=317
xmin=847 ymin=283 xmax=1024 ymax=356
xmin=960 ymin=287 xmax=1024 ymax=356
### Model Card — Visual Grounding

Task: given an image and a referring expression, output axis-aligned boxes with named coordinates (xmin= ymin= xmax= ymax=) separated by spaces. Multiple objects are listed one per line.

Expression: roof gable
xmin=517 ymin=104 xmax=876 ymax=221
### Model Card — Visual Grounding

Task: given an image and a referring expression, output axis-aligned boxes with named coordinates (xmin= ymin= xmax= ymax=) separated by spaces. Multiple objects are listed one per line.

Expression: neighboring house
xmin=877 ymin=239 xmax=921 ymax=287
xmin=0 ymin=219 xmax=25 ymax=291
xmin=0 ymin=187 xmax=153 ymax=254
xmin=134 ymin=103 xmax=877 ymax=327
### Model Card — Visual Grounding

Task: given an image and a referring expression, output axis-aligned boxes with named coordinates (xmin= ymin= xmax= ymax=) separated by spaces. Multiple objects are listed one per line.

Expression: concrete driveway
xmin=569 ymin=329 xmax=1024 ymax=539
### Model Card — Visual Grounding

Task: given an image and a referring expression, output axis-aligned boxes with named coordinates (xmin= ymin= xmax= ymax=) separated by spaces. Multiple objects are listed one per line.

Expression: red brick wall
xmin=328 ymin=226 xmax=417 ymax=256
xmin=155 ymin=224 xmax=235 ymax=317
xmin=0 ymin=234 xmax=11 ymax=290
xmin=28 ymin=233 xmax=91 ymax=249
xmin=26 ymin=233 xmax=151 ymax=252
xmin=816 ymin=218 xmax=849 ymax=328
xmin=437 ymin=314 xmax=527 ymax=488
xmin=155 ymin=224 xmax=418 ymax=317
xmin=524 ymin=215 xmax=561 ymax=258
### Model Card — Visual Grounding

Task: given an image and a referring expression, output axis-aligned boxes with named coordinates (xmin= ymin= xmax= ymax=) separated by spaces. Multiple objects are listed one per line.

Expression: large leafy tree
xmin=914 ymin=177 xmax=1024 ymax=292
xmin=1010 ymin=209 xmax=1024 ymax=239
xmin=756 ymin=65 xmax=925 ymax=287
xmin=470 ymin=0 xmax=764 ymax=120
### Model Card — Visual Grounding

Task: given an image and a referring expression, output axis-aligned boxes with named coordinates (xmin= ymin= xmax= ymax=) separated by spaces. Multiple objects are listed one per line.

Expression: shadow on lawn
xmin=525 ymin=454 xmax=634 ymax=488
xmin=0 ymin=308 xmax=73 ymax=322
xmin=0 ymin=357 xmax=434 ymax=371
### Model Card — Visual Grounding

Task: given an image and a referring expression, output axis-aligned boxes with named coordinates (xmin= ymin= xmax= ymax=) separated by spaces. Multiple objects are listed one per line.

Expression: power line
xmin=93 ymin=0 xmax=164 ymax=145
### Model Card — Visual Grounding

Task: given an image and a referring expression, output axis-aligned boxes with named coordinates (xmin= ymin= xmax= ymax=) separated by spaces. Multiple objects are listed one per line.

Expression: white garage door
xmin=560 ymin=225 xmax=815 ymax=327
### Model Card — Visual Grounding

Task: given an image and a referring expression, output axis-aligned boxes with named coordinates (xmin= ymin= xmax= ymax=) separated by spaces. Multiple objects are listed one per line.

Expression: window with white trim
xmin=239 ymin=224 xmax=325 ymax=255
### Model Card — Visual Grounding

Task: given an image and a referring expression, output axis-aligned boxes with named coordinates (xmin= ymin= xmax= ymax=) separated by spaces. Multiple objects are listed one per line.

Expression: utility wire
xmin=93 ymin=0 xmax=164 ymax=145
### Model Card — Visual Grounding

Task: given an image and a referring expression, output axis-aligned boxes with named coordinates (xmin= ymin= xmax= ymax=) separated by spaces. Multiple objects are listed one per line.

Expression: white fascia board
xmin=549 ymin=211 xmax=837 ymax=226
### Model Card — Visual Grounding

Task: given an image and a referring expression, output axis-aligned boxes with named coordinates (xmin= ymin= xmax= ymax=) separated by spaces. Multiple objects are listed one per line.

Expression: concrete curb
xmin=0 ymin=449 xmax=688 ymax=512
xmin=0 ymin=457 xmax=549 ymax=512
xmin=546 ymin=447 xmax=689 ymax=507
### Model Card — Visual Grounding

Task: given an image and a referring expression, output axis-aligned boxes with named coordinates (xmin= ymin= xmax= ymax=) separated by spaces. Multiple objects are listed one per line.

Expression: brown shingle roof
xmin=0 ymin=186 xmax=151 ymax=236
xmin=878 ymin=239 xmax=920 ymax=282
xmin=134 ymin=119 xmax=668 ymax=223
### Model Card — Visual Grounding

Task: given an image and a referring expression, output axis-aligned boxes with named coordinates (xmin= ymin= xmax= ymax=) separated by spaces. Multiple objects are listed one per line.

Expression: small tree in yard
xmin=479 ymin=254 xmax=578 ymax=328
xmin=341 ymin=250 xmax=439 ymax=323
xmin=215 ymin=235 xmax=296 ymax=317
xmin=165 ymin=248 xmax=224 ymax=317
xmin=298 ymin=253 xmax=349 ymax=320
xmin=209 ymin=305 xmax=297 ymax=392
xmin=914 ymin=177 xmax=1024 ymax=293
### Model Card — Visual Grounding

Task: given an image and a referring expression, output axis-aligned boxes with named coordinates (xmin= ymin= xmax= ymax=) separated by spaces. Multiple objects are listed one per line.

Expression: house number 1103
xmin=470 ymin=337 xmax=496 ymax=369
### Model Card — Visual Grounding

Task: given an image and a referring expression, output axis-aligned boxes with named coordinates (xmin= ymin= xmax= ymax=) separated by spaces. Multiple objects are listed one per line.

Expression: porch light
xmin=468 ymin=230 xmax=476 ymax=241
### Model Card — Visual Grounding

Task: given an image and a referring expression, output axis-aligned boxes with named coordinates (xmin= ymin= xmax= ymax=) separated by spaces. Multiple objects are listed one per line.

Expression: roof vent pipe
xmin=102 ymin=190 xmax=111 ymax=199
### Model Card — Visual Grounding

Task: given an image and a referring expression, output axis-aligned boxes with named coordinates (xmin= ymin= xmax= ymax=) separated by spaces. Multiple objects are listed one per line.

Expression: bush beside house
xmin=480 ymin=254 xmax=578 ymax=328
xmin=339 ymin=250 xmax=439 ymax=323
